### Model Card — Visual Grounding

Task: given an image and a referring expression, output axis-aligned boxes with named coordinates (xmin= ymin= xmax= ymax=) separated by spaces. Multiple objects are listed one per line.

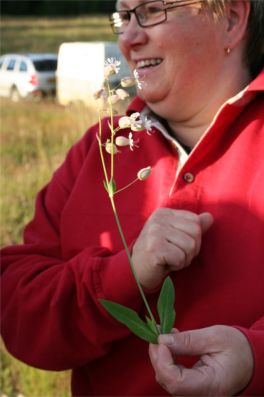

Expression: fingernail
xmin=159 ymin=334 xmax=175 ymax=345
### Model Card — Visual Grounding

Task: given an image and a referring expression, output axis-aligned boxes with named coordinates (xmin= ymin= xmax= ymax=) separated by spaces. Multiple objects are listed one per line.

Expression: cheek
xmin=118 ymin=40 xmax=127 ymax=59
xmin=167 ymin=25 xmax=222 ymax=71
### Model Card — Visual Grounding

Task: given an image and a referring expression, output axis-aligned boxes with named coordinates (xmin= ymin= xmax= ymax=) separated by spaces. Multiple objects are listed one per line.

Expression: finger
xmin=146 ymin=209 xmax=203 ymax=247
xmin=149 ymin=344 xmax=181 ymax=392
xmin=155 ymin=208 xmax=199 ymax=223
xmin=158 ymin=326 xmax=219 ymax=356
xmin=169 ymin=215 xmax=205 ymax=256
xmin=148 ymin=343 xmax=159 ymax=368
xmin=162 ymin=244 xmax=187 ymax=270
xmin=154 ymin=209 xmax=201 ymax=235
xmin=166 ymin=230 xmax=198 ymax=265
xmin=199 ymin=212 xmax=214 ymax=233
xmin=153 ymin=344 xmax=215 ymax=396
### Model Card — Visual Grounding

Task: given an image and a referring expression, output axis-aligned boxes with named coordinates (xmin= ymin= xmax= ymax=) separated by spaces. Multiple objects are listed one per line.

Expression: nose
xmin=118 ymin=14 xmax=148 ymax=48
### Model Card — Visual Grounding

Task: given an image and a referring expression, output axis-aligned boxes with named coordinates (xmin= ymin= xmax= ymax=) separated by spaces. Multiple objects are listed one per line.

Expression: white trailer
xmin=56 ymin=41 xmax=131 ymax=106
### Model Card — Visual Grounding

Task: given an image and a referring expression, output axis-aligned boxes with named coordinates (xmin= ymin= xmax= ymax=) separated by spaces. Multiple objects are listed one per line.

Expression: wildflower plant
xmin=95 ymin=58 xmax=176 ymax=344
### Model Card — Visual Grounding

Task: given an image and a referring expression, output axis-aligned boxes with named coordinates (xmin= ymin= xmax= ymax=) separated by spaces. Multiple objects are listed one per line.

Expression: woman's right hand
xmin=131 ymin=208 xmax=213 ymax=290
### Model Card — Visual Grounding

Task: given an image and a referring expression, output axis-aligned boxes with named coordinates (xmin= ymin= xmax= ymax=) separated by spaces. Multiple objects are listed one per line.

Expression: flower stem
xmin=109 ymin=196 xmax=160 ymax=335
xmin=97 ymin=117 xmax=109 ymax=186
xmin=114 ymin=178 xmax=139 ymax=195
xmin=106 ymin=80 xmax=115 ymax=181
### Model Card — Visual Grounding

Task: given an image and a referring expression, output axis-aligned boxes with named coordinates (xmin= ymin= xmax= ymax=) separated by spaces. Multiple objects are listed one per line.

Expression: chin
xmin=138 ymin=88 xmax=164 ymax=107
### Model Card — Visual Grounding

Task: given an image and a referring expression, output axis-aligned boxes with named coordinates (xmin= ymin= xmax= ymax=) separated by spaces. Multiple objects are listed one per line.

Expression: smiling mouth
xmin=136 ymin=59 xmax=162 ymax=69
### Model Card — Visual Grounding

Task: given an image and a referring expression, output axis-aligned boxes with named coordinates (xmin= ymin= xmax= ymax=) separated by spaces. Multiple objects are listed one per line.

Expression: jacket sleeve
xmin=0 ymin=126 xmax=143 ymax=371
xmin=237 ymin=317 xmax=264 ymax=396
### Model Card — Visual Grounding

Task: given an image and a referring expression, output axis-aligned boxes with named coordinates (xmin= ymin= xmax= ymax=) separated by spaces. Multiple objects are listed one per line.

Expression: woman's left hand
xmin=149 ymin=325 xmax=254 ymax=396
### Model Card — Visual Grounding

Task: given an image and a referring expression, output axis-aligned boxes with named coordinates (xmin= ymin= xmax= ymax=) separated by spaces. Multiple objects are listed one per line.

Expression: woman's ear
xmin=224 ymin=0 xmax=250 ymax=50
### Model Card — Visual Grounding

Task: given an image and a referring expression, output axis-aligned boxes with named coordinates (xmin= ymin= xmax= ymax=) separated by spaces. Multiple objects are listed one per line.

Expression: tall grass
xmin=0 ymin=98 xmax=101 ymax=397
xmin=0 ymin=98 xmax=99 ymax=246
xmin=0 ymin=98 xmax=130 ymax=397
xmin=0 ymin=15 xmax=127 ymax=396
xmin=1 ymin=338 xmax=70 ymax=397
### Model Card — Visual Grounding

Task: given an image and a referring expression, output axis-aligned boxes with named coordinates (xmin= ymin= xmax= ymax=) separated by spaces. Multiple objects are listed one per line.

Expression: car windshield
xmin=33 ymin=59 xmax=57 ymax=72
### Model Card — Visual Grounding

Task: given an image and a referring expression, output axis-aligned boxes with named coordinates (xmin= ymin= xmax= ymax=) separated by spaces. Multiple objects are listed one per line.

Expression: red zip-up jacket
xmin=1 ymin=70 xmax=264 ymax=396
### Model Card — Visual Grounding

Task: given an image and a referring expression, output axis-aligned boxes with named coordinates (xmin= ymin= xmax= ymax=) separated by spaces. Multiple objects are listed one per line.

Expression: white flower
xmin=131 ymin=115 xmax=153 ymax=134
xmin=104 ymin=58 xmax=121 ymax=79
xmin=118 ymin=113 xmax=152 ymax=134
xmin=130 ymin=112 xmax=142 ymax=131
xmin=118 ymin=113 xmax=140 ymax=129
xmin=121 ymin=76 xmax=137 ymax=88
xmin=116 ymin=132 xmax=139 ymax=151
xmin=115 ymin=88 xmax=129 ymax=100
xmin=137 ymin=166 xmax=152 ymax=181
xmin=105 ymin=139 xmax=119 ymax=155
xmin=115 ymin=135 xmax=130 ymax=147
xmin=130 ymin=112 xmax=140 ymax=121
xmin=108 ymin=88 xmax=129 ymax=105
xmin=131 ymin=121 xmax=145 ymax=132
xmin=141 ymin=116 xmax=153 ymax=135
xmin=133 ymin=69 xmax=143 ymax=90
xmin=118 ymin=116 xmax=131 ymax=129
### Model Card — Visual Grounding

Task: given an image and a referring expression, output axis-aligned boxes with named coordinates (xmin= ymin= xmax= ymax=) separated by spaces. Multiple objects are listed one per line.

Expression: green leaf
xmin=108 ymin=178 xmax=116 ymax=196
xmin=157 ymin=276 xmax=176 ymax=334
xmin=103 ymin=179 xmax=116 ymax=196
xmin=145 ymin=316 xmax=159 ymax=335
xmin=100 ymin=299 xmax=158 ymax=343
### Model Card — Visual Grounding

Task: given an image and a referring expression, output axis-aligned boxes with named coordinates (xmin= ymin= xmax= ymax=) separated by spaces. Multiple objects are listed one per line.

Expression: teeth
xmin=137 ymin=59 xmax=162 ymax=68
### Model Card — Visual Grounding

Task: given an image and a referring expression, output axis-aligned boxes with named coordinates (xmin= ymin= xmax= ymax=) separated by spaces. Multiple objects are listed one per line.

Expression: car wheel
xmin=10 ymin=87 xmax=21 ymax=102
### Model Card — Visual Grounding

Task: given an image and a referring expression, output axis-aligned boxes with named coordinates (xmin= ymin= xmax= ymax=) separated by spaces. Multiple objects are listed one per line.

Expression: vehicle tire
xmin=10 ymin=87 xmax=21 ymax=102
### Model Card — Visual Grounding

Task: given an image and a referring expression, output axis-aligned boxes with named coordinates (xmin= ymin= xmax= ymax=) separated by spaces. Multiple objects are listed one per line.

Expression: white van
xmin=56 ymin=42 xmax=131 ymax=106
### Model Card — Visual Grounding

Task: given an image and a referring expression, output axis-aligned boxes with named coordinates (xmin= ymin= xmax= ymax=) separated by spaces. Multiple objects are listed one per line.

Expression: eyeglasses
xmin=109 ymin=0 xmax=201 ymax=34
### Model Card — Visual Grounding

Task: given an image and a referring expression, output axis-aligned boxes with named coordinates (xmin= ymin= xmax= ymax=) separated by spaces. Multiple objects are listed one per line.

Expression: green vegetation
xmin=0 ymin=98 xmax=100 ymax=397
xmin=0 ymin=16 xmax=124 ymax=397
xmin=1 ymin=337 xmax=70 ymax=397
xmin=1 ymin=100 xmax=131 ymax=397
xmin=0 ymin=98 xmax=100 ymax=247
xmin=0 ymin=16 xmax=116 ymax=54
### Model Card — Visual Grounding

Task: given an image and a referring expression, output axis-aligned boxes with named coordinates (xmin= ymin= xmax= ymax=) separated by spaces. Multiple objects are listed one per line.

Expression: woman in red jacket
xmin=1 ymin=0 xmax=264 ymax=396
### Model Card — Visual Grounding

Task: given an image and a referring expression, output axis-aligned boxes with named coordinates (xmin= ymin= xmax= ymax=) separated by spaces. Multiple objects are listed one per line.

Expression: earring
xmin=225 ymin=47 xmax=231 ymax=55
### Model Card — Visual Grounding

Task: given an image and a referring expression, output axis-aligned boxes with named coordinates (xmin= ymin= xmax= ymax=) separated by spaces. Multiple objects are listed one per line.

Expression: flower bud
xmin=105 ymin=141 xmax=119 ymax=154
xmin=104 ymin=63 xmax=121 ymax=79
xmin=137 ymin=166 xmax=152 ymax=181
xmin=121 ymin=77 xmax=137 ymax=88
xmin=133 ymin=69 xmax=143 ymax=90
xmin=131 ymin=121 xmax=145 ymax=132
xmin=115 ymin=136 xmax=130 ymax=147
xmin=118 ymin=116 xmax=131 ymax=129
xmin=93 ymin=88 xmax=105 ymax=100
xmin=130 ymin=112 xmax=140 ymax=120
xmin=115 ymin=88 xmax=129 ymax=100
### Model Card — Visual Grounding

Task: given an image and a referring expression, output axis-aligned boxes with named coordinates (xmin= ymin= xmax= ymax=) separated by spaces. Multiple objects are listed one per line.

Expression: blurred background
xmin=0 ymin=1 xmax=132 ymax=396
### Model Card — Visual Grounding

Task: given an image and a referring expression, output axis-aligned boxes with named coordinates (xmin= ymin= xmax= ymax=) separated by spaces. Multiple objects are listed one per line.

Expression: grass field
xmin=0 ymin=15 xmax=124 ymax=397
xmin=0 ymin=98 xmax=100 ymax=247
xmin=0 ymin=97 xmax=102 ymax=397
xmin=1 ymin=15 xmax=115 ymax=54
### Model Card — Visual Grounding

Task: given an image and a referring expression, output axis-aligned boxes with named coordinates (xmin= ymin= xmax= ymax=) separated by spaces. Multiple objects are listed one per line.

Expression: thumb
xmin=199 ymin=212 xmax=214 ymax=233
xmin=158 ymin=328 xmax=215 ymax=356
